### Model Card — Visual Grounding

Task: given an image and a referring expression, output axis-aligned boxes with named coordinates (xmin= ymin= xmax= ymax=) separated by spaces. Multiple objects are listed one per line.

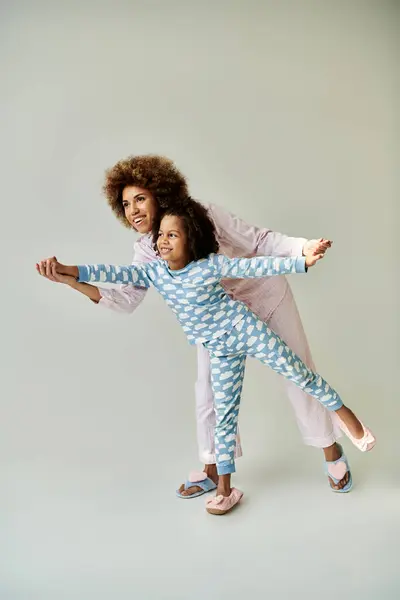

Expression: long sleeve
xmin=97 ymin=237 xmax=156 ymax=314
xmin=208 ymin=203 xmax=307 ymax=258
xmin=211 ymin=254 xmax=307 ymax=280
xmin=77 ymin=262 xmax=154 ymax=288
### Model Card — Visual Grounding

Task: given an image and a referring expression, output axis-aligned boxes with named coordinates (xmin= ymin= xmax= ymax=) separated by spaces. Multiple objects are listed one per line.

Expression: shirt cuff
xmin=77 ymin=265 xmax=90 ymax=282
xmin=295 ymin=257 xmax=307 ymax=273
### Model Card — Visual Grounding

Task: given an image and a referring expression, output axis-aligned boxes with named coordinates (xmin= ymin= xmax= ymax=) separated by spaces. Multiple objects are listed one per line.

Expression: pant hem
xmin=302 ymin=431 xmax=342 ymax=449
xmin=217 ymin=464 xmax=236 ymax=475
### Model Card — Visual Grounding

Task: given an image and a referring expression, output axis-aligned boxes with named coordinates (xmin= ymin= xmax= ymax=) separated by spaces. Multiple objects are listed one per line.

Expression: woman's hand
xmin=303 ymin=238 xmax=332 ymax=257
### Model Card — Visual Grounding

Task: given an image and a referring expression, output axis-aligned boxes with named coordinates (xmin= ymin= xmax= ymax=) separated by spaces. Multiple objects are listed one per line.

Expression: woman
xmin=37 ymin=154 xmax=351 ymax=494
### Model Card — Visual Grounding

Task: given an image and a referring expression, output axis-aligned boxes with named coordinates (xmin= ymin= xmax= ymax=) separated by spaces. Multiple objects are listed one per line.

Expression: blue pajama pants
xmin=203 ymin=313 xmax=343 ymax=476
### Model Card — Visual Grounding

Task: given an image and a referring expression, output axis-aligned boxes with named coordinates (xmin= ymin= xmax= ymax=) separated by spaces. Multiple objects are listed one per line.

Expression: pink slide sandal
xmin=205 ymin=488 xmax=243 ymax=515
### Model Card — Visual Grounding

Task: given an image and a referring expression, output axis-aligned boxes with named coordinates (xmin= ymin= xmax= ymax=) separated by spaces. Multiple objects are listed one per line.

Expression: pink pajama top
xmin=97 ymin=204 xmax=307 ymax=319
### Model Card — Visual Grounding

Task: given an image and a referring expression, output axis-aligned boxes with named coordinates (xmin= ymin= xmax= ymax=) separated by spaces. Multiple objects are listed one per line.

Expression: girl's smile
xmin=157 ymin=215 xmax=190 ymax=270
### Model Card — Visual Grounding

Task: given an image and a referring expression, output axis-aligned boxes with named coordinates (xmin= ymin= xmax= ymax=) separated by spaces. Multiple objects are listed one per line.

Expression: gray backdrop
xmin=1 ymin=1 xmax=398 ymax=599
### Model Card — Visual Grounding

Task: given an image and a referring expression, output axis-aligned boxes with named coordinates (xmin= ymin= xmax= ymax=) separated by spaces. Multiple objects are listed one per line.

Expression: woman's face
xmin=122 ymin=186 xmax=157 ymax=234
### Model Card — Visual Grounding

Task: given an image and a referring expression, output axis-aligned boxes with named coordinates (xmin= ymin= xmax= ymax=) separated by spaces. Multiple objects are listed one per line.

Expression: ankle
xmin=217 ymin=474 xmax=231 ymax=497
xmin=323 ymin=443 xmax=341 ymax=462
xmin=204 ymin=464 xmax=218 ymax=480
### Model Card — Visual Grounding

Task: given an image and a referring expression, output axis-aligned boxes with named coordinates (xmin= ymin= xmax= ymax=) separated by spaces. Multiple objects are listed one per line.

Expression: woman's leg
xmin=266 ymin=288 xmax=349 ymax=488
xmin=267 ymin=286 xmax=341 ymax=447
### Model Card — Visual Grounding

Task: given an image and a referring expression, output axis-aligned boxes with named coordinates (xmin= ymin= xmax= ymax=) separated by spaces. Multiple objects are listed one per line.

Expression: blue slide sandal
xmin=324 ymin=444 xmax=353 ymax=493
xmin=176 ymin=471 xmax=217 ymax=499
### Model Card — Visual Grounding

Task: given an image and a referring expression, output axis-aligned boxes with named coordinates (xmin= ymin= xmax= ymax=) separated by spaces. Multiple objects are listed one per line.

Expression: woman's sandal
xmin=324 ymin=444 xmax=353 ymax=493
xmin=176 ymin=471 xmax=217 ymax=499
xmin=205 ymin=488 xmax=243 ymax=515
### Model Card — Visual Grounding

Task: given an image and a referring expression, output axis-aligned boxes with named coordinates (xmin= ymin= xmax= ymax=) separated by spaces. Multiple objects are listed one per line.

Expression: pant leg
xmin=233 ymin=313 xmax=344 ymax=412
xmin=195 ymin=343 xmax=243 ymax=464
xmin=267 ymin=286 xmax=341 ymax=447
xmin=206 ymin=350 xmax=247 ymax=475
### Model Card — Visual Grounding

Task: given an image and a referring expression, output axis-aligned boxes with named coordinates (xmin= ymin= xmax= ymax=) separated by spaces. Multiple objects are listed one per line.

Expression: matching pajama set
xmin=97 ymin=205 xmax=341 ymax=464
xmin=77 ymin=254 xmax=343 ymax=476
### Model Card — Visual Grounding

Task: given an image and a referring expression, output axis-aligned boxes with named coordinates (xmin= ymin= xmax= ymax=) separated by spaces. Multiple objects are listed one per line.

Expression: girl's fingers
xmin=46 ymin=259 xmax=54 ymax=278
xmin=51 ymin=263 xmax=62 ymax=282
xmin=36 ymin=258 xmax=58 ymax=281
xmin=45 ymin=261 xmax=55 ymax=281
xmin=39 ymin=261 xmax=46 ymax=276
xmin=308 ymin=253 xmax=324 ymax=266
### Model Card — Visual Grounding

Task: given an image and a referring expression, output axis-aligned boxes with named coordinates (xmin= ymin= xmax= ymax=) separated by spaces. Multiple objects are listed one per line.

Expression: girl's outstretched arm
xmin=208 ymin=204 xmax=332 ymax=258
xmin=36 ymin=241 xmax=153 ymax=310
xmin=210 ymin=248 xmax=324 ymax=280
xmin=73 ymin=263 xmax=153 ymax=288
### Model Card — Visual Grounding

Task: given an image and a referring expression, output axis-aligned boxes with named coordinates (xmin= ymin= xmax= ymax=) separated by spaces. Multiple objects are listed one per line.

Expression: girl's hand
xmin=36 ymin=256 xmax=63 ymax=282
xmin=303 ymin=238 xmax=332 ymax=257
xmin=36 ymin=257 xmax=78 ymax=284
xmin=51 ymin=268 xmax=78 ymax=286
xmin=305 ymin=248 xmax=325 ymax=268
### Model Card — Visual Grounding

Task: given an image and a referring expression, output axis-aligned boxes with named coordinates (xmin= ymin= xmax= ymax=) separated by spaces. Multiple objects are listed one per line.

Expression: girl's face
xmin=122 ymin=186 xmax=157 ymax=234
xmin=157 ymin=215 xmax=190 ymax=270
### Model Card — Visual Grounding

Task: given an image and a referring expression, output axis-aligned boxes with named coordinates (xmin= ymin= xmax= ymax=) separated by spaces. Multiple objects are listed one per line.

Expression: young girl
xmin=37 ymin=154 xmax=353 ymax=497
xmin=44 ymin=198 xmax=375 ymax=516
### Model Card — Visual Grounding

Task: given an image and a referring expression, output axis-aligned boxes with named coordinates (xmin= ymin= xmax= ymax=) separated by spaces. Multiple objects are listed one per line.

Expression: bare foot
xmin=178 ymin=464 xmax=219 ymax=497
xmin=324 ymin=443 xmax=350 ymax=491
xmin=336 ymin=406 xmax=364 ymax=439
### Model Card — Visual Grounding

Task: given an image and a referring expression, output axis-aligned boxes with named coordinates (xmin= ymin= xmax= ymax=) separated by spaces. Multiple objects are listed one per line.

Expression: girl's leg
xmin=208 ymin=351 xmax=247 ymax=496
xmin=232 ymin=314 xmax=366 ymax=442
xmin=177 ymin=344 xmax=243 ymax=497
xmin=195 ymin=343 xmax=243 ymax=464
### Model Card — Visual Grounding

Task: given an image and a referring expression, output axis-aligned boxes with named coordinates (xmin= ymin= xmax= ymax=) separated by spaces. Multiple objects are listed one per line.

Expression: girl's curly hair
xmin=103 ymin=154 xmax=189 ymax=228
xmin=152 ymin=198 xmax=219 ymax=262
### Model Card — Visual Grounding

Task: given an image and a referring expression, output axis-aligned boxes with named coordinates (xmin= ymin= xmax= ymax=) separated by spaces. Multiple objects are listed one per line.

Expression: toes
xmin=178 ymin=483 xmax=188 ymax=496
xmin=337 ymin=473 xmax=349 ymax=489
xmin=328 ymin=465 xmax=351 ymax=491
xmin=178 ymin=484 xmax=191 ymax=497
xmin=180 ymin=485 xmax=202 ymax=497
xmin=328 ymin=476 xmax=339 ymax=490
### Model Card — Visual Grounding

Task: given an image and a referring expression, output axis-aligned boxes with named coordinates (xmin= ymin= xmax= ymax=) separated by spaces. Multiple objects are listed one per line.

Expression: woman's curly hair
xmin=152 ymin=198 xmax=219 ymax=262
xmin=103 ymin=154 xmax=189 ymax=228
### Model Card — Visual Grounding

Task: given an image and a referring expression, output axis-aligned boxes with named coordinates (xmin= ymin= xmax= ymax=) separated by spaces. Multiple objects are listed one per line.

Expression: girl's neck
xmin=167 ymin=257 xmax=191 ymax=271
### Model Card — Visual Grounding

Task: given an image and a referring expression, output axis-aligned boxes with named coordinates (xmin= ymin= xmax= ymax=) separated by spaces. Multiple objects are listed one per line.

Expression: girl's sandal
xmin=205 ymin=488 xmax=243 ymax=515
